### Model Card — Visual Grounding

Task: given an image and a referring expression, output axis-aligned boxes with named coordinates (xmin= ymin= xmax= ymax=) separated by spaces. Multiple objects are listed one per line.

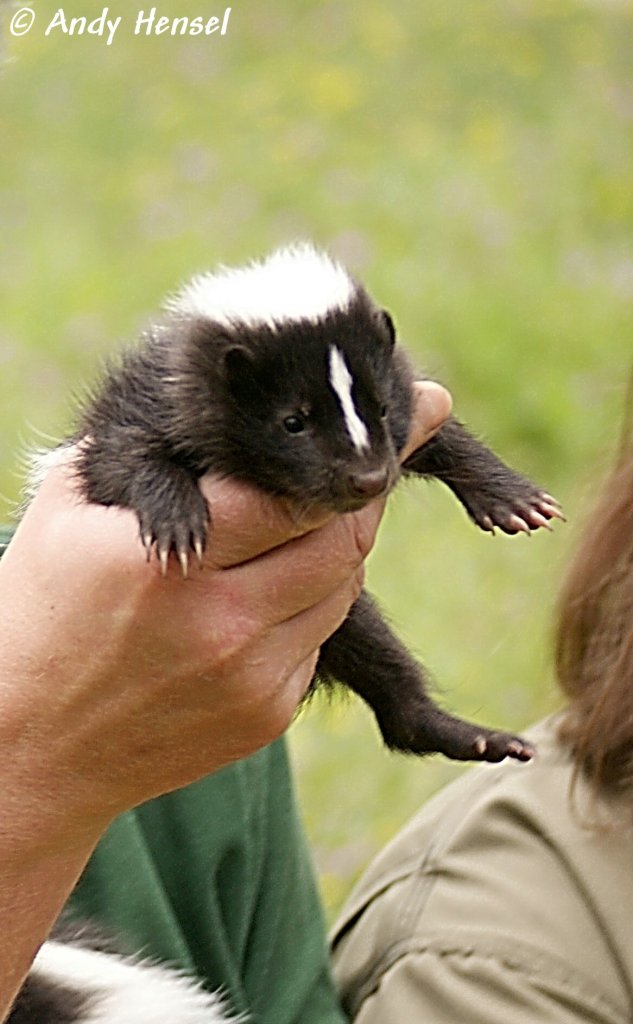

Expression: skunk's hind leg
xmin=317 ymin=591 xmax=534 ymax=763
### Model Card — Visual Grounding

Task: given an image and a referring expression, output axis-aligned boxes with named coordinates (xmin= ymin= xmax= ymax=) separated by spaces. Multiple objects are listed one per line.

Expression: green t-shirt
xmin=0 ymin=524 xmax=346 ymax=1024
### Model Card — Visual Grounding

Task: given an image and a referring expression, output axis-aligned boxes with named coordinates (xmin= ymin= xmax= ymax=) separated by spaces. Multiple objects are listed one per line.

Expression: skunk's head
xmin=165 ymin=244 xmax=414 ymax=514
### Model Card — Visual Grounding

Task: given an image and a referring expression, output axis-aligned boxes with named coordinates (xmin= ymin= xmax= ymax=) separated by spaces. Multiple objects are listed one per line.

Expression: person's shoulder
xmin=334 ymin=716 xmax=577 ymax=912
xmin=332 ymin=715 xmax=633 ymax=1022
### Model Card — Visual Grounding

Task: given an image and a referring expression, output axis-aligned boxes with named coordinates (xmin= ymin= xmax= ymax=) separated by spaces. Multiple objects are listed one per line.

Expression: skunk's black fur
xmin=8 ymin=976 xmax=88 ymax=1024
xmin=64 ymin=244 xmax=560 ymax=763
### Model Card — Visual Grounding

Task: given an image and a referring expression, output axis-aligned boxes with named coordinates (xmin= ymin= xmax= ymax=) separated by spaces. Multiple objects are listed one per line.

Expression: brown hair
xmin=557 ymin=399 xmax=633 ymax=795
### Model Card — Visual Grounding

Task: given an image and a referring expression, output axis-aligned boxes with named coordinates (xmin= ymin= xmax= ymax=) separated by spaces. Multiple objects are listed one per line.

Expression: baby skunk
xmin=44 ymin=243 xmax=561 ymax=763
xmin=9 ymin=920 xmax=238 ymax=1024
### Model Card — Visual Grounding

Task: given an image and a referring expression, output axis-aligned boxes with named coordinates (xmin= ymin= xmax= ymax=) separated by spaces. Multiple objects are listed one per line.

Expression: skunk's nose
xmin=347 ymin=467 xmax=390 ymax=499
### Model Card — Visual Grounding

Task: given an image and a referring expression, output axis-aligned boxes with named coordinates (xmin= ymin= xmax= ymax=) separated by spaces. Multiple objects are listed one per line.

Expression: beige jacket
xmin=331 ymin=717 xmax=633 ymax=1023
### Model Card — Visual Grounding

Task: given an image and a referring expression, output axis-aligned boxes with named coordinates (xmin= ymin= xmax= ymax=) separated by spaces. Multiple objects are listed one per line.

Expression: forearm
xmin=0 ymin=608 xmax=106 ymax=1016
xmin=0 ymin=566 xmax=113 ymax=1019
xmin=0 ymin=812 xmax=99 ymax=1021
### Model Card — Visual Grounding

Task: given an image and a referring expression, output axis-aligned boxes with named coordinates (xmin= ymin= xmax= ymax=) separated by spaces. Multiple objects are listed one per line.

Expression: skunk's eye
xmin=283 ymin=414 xmax=306 ymax=434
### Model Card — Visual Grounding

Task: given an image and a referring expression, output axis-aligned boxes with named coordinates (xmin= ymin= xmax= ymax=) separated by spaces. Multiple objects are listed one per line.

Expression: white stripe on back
xmin=328 ymin=346 xmax=370 ymax=453
xmin=31 ymin=941 xmax=239 ymax=1024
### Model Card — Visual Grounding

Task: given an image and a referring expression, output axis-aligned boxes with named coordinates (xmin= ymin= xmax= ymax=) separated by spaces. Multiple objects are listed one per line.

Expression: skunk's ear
xmin=378 ymin=309 xmax=396 ymax=349
xmin=224 ymin=345 xmax=259 ymax=399
xmin=224 ymin=345 xmax=255 ymax=382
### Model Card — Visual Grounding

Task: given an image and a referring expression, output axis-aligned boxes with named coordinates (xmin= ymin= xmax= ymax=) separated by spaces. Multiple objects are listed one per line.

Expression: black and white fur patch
xmin=166 ymin=241 xmax=355 ymax=329
xmin=167 ymin=243 xmax=373 ymax=457
xmin=10 ymin=928 xmax=240 ymax=1024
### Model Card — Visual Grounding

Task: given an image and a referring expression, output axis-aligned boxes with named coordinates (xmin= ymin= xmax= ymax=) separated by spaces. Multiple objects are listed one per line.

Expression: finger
xmin=274 ymin=573 xmax=363 ymax=667
xmin=230 ymin=474 xmax=385 ymax=626
xmin=198 ymin=476 xmax=335 ymax=569
xmin=186 ymin=503 xmax=372 ymax=634
xmin=202 ymin=648 xmax=322 ymax=761
xmin=236 ymin=649 xmax=322 ymax=750
xmin=243 ymin=571 xmax=364 ymax=705
xmin=400 ymin=382 xmax=453 ymax=463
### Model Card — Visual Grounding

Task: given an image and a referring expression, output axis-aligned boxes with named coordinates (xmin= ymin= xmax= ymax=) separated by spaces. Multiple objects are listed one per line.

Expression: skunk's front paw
xmin=470 ymin=477 xmax=564 ymax=536
xmin=136 ymin=486 xmax=209 ymax=577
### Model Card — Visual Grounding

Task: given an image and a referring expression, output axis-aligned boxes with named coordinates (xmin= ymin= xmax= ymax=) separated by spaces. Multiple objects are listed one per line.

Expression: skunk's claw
xmin=177 ymin=548 xmax=190 ymax=579
xmin=507 ymin=513 xmax=532 ymax=535
xmin=526 ymin=510 xmax=552 ymax=531
xmin=136 ymin=485 xmax=209 ymax=577
xmin=536 ymin=494 xmax=566 ymax=522
xmin=158 ymin=545 xmax=169 ymax=577
xmin=142 ymin=531 xmax=154 ymax=561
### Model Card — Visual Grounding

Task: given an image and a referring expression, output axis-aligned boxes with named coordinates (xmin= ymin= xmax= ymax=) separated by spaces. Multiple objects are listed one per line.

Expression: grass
xmin=1 ymin=0 xmax=632 ymax=918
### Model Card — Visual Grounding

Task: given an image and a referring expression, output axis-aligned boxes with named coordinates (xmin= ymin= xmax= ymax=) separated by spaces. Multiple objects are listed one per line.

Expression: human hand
xmin=0 ymin=380 xmax=451 ymax=851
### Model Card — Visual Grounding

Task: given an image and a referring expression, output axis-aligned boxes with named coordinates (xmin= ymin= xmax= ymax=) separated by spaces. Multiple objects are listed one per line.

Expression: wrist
xmin=0 ymin=650 xmax=115 ymax=859
xmin=0 ymin=730 xmax=111 ymax=865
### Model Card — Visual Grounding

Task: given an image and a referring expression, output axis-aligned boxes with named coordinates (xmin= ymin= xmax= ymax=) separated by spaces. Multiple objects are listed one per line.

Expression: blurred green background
xmin=1 ymin=0 xmax=632 ymax=918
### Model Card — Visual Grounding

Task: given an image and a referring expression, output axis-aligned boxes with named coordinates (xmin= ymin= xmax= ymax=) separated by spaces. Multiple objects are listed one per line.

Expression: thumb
xmin=400 ymin=381 xmax=453 ymax=462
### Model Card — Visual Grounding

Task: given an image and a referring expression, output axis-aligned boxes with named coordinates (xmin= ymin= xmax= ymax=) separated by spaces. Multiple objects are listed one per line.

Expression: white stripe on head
xmin=328 ymin=346 xmax=370 ymax=453
xmin=167 ymin=243 xmax=355 ymax=331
